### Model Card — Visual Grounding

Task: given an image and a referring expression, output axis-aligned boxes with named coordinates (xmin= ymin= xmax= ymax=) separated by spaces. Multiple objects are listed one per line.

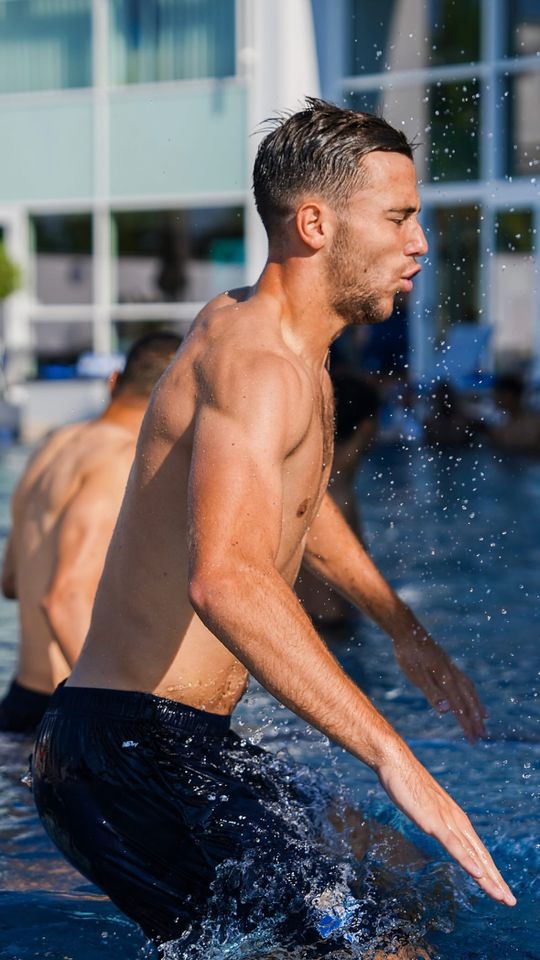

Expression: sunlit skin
xmin=1 ymin=374 xmax=157 ymax=693
xmin=70 ymin=150 xmax=515 ymax=937
xmin=326 ymin=152 xmax=426 ymax=326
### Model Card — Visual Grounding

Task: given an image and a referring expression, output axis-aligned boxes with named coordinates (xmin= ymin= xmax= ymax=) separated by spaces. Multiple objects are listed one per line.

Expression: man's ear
xmin=108 ymin=370 xmax=121 ymax=398
xmin=295 ymin=201 xmax=334 ymax=251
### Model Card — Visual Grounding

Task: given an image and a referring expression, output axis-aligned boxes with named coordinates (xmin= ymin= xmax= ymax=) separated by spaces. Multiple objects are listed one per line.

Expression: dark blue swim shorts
xmin=32 ymin=684 xmax=369 ymax=953
xmin=0 ymin=678 xmax=51 ymax=733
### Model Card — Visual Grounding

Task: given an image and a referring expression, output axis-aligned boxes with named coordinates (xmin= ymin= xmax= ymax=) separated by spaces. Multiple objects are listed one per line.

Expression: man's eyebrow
xmin=386 ymin=205 xmax=422 ymax=215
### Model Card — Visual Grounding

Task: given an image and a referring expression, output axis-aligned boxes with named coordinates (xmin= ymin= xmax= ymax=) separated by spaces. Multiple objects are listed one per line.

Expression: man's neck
xmin=254 ymin=259 xmax=346 ymax=372
xmin=98 ymin=395 xmax=147 ymax=437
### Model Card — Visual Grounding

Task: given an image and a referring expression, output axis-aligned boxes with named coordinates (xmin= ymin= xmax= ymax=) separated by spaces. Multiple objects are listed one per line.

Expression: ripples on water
xmin=0 ymin=442 xmax=538 ymax=959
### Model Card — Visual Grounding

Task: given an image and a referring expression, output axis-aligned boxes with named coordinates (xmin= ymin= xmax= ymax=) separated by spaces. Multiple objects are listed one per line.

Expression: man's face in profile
xmin=327 ymin=151 xmax=428 ymax=326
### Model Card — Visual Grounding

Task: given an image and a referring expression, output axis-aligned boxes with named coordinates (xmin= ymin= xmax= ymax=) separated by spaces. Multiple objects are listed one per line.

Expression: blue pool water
xmin=0 ymin=440 xmax=538 ymax=959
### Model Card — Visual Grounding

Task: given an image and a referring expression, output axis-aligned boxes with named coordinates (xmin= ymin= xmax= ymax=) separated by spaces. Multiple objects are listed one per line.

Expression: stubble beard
xmin=326 ymin=220 xmax=392 ymax=327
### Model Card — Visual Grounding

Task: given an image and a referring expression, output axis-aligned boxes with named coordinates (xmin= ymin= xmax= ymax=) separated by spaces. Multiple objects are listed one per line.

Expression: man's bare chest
xmin=283 ymin=389 xmax=334 ymax=521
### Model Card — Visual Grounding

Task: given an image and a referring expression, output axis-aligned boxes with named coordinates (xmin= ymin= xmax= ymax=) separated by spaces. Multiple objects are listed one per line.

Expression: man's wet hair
xmin=253 ymin=97 xmax=414 ymax=238
xmin=116 ymin=331 xmax=182 ymax=397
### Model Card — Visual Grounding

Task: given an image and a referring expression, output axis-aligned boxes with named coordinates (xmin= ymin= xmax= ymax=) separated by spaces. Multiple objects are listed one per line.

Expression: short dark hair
xmin=253 ymin=98 xmax=414 ymax=238
xmin=116 ymin=331 xmax=182 ymax=397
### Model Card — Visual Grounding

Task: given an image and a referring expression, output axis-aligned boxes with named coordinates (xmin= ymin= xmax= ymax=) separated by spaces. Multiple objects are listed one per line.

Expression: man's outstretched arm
xmin=187 ymin=352 xmax=514 ymax=908
xmin=302 ymin=493 xmax=486 ymax=742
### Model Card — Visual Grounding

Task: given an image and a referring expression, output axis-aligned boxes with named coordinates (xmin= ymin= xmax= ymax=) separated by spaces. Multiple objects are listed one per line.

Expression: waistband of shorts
xmin=48 ymin=683 xmax=231 ymax=735
xmin=9 ymin=679 xmax=51 ymax=706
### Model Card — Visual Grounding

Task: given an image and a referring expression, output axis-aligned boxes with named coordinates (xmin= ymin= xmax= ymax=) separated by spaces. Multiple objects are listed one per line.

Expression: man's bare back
xmin=1 ymin=332 xmax=182 ymax=722
xmin=72 ymin=288 xmax=335 ymax=712
xmin=9 ymin=419 xmax=136 ymax=693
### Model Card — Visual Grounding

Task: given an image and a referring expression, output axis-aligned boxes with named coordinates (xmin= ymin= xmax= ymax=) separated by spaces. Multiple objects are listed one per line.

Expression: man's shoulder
xmin=198 ymin=330 xmax=307 ymax=404
xmin=79 ymin=420 xmax=137 ymax=473
xmin=38 ymin=420 xmax=86 ymax=454
xmin=194 ymin=294 xmax=304 ymax=383
xmin=47 ymin=420 xmax=133 ymax=485
xmin=189 ymin=290 xmax=313 ymax=429
xmin=15 ymin=422 xmax=86 ymax=488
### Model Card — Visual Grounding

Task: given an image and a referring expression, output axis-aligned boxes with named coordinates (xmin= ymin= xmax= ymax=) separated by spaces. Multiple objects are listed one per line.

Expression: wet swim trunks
xmin=32 ymin=684 xmax=361 ymax=953
xmin=0 ymin=679 xmax=51 ymax=733
xmin=32 ymin=685 xmax=418 ymax=956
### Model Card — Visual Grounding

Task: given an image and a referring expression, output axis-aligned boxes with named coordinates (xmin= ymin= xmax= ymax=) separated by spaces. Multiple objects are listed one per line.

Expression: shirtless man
xmin=32 ymin=102 xmax=515 ymax=957
xmin=0 ymin=332 xmax=181 ymax=733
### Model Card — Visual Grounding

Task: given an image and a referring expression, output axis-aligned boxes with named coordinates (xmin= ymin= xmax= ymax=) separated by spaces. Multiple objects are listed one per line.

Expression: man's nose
xmin=405 ymin=223 xmax=428 ymax=258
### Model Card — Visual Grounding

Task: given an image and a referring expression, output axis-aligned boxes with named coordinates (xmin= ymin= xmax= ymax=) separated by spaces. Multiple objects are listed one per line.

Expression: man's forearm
xmin=190 ymin=560 xmax=513 ymax=906
xmin=190 ymin=562 xmax=406 ymax=771
xmin=304 ymin=496 xmax=488 ymax=742
xmin=303 ymin=493 xmax=426 ymax=643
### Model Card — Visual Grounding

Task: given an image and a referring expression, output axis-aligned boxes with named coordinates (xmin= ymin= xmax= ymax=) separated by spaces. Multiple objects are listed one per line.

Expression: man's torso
xmin=71 ymin=290 xmax=334 ymax=714
xmin=12 ymin=421 xmax=134 ymax=692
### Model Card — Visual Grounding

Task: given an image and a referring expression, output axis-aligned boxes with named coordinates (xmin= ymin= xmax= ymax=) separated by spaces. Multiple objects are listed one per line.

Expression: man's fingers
xmin=449 ymin=693 xmax=483 ymax=742
xmin=458 ymin=673 xmax=488 ymax=729
xmin=454 ymin=682 xmax=487 ymax=741
xmin=429 ymin=684 xmax=479 ymax=742
xmin=436 ymin=670 xmax=487 ymax=741
xmin=441 ymin=821 xmax=516 ymax=906
xmin=431 ymin=679 xmax=475 ymax=738
xmin=398 ymin=643 xmax=488 ymax=739
xmin=443 ymin=829 xmax=484 ymax=878
xmin=435 ymin=697 xmax=451 ymax=713
xmin=379 ymin=760 xmax=516 ymax=908
xmin=429 ymin=649 xmax=487 ymax=738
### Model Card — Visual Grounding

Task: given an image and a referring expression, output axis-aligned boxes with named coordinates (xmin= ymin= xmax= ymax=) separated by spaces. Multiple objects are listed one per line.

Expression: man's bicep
xmin=188 ymin=402 xmax=286 ymax=573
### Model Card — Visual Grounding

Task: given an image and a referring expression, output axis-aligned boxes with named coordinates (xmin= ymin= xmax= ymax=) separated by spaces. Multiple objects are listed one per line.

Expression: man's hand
xmin=378 ymin=743 xmax=516 ymax=907
xmin=392 ymin=632 xmax=487 ymax=743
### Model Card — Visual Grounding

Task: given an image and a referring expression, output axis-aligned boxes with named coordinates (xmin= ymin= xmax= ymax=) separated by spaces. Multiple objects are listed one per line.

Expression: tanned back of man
xmin=0 ymin=332 xmax=181 ymax=732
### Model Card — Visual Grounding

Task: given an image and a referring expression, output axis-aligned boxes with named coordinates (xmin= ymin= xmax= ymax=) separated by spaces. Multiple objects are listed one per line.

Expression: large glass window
xmin=0 ymin=0 xmax=91 ymax=94
xmin=34 ymin=320 xmax=93 ymax=377
xmin=429 ymin=78 xmax=480 ymax=181
xmin=110 ymin=0 xmax=236 ymax=85
xmin=432 ymin=205 xmax=481 ymax=336
xmin=113 ymin=319 xmax=186 ymax=354
xmin=114 ymin=207 xmax=244 ymax=304
xmin=31 ymin=214 xmax=93 ymax=305
xmin=504 ymin=72 xmax=540 ymax=177
xmin=496 ymin=209 xmax=535 ymax=254
xmin=345 ymin=78 xmax=480 ymax=182
xmin=0 ymin=226 xmax=5 ymax=348
xmin=492 ymin=208 xmax=536 ymax=365
xmin=505 ymin=0 xmax=540 ymax=57
xmin=344 ymin=85 xmax=428 ymax=182
xmin=348 ymin=0 xmax=480 ymax=75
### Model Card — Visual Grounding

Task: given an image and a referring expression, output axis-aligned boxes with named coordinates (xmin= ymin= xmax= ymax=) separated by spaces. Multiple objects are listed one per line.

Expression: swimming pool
xmin=0 ymin=440 xmax=538 ymax=959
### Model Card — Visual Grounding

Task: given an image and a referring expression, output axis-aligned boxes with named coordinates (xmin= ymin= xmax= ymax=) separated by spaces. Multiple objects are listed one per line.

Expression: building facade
xmin=0 ymin=0 xmax=538 ymax=386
